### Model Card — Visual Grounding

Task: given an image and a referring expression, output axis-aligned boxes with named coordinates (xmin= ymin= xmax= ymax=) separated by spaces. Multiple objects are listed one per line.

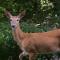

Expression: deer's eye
xmin=10 ymin=20 xmax=12 ymax=21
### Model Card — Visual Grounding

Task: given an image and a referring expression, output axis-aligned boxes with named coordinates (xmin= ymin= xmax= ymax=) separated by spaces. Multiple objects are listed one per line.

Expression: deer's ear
xmin=4 ymin=10 xmax=12 ymax=18
xmin=18 ymin=10 xmax=26 ymax=19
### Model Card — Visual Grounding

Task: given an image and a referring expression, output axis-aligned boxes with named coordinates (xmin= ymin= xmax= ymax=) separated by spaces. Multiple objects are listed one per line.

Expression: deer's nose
xmin=12 ymin=25 xmax=15 ymax=28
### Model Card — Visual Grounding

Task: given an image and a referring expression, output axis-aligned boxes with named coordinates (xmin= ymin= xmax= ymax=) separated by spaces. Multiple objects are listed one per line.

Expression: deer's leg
xmin=29 ymin=53 xmax=37 ymax=60
xmin=19 ymin=51 xmax=28 ymax=60
xmin=50 ymin=47 xmax=59 ymax=60
xmin=19 ymin=52 xmax=23 ymax=60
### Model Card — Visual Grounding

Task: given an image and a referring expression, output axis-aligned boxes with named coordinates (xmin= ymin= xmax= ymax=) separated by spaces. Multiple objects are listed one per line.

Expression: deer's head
xmin=4 ymin=10 xmax=26 ymax=28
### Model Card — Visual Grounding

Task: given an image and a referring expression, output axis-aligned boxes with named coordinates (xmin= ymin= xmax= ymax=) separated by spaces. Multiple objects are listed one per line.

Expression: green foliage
xmin=0 ymin=0 xmax=55 ymax=22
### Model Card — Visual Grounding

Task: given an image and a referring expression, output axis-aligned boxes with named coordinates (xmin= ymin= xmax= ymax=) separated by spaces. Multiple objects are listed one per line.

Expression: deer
xmin=4 ymin=9 xmax=60 ymax=60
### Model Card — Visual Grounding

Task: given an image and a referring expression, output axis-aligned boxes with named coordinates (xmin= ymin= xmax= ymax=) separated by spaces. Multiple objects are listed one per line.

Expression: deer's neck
xmin=12 ymin=24 xmax=25 ymax=46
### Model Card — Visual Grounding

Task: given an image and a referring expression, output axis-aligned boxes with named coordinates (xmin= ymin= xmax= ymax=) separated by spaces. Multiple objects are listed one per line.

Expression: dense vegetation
xmin=0 ymin=0 xmax=60 ymax=60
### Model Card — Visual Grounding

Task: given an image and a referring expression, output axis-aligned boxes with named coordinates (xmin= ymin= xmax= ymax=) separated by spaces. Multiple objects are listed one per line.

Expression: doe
xmin=4 ymin=10 xmax=60 ymax=60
